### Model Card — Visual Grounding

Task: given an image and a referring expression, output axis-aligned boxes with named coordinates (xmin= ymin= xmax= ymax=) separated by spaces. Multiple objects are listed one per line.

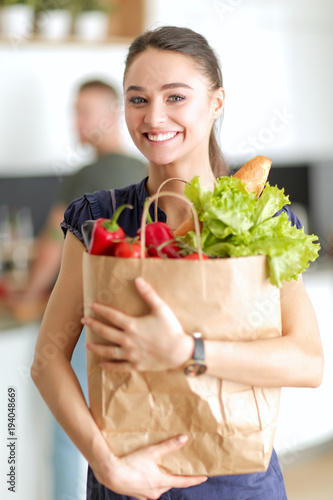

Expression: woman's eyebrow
xmin=126 ymin=82 xmax=193 ymax=93
xmin=161 ymin=82 xmax=193 ymax=90
xmin=126 ymin=85 xmax=144 ymax=93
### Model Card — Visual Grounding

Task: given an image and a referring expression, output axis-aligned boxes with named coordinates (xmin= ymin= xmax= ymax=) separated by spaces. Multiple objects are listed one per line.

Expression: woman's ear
xmin=211 ymin=87 xmax=225 ymax=119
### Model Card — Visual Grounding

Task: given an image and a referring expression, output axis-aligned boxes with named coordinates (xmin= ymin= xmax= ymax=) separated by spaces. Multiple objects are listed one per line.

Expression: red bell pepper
xmin=138 ymin=221 xmax=181 ymax=259
xmin=88 ymin=204 xmax=132 ymax=255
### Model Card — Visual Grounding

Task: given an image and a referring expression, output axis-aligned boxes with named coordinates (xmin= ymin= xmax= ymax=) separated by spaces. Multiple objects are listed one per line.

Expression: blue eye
xmin=169 ymin=94 xmax=186 ymax=102
xmin=129 ymin=96 xmax=146 ymax=104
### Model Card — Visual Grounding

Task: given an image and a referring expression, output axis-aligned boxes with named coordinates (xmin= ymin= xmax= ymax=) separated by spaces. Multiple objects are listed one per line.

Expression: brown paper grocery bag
xmin=82 ymin=251 xmax=281 ymax=476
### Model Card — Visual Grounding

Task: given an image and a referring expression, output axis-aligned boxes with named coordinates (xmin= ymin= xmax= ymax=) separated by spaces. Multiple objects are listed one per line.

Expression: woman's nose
xmin=144 ymin=101 xmax=167 ymax=127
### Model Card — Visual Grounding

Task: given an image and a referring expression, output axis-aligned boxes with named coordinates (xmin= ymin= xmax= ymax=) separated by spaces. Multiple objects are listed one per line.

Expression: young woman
xmin=32 ymin=26 xmax=323 ymax=500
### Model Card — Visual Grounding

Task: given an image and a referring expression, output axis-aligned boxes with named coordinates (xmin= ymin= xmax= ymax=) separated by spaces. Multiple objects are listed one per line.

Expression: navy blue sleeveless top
xmin=61 ymin=176 xmax=301 ymax=243
xmin=62 ymin=177 xmax=296 ymax=500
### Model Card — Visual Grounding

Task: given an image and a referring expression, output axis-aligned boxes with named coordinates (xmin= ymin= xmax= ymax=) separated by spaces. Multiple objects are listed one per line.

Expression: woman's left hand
xmin=82 ymin=277 xmax=193 ymax=372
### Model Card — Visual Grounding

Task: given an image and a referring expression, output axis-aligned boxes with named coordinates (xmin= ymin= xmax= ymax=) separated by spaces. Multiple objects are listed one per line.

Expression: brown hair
xmin=78 ymin=79 xmax=118 ymax=101
xmin=124 ymin=26 xmax=228 ymax=177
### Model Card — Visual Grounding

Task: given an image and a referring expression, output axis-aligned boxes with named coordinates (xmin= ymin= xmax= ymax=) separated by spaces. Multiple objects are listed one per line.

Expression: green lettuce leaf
xmin=252 ymin=183 xmax=290 ymax=225
xmin=183 ymin=176 xmax=213 ymax=216
xmin=179 ymin=175 xmax=320 ymax=287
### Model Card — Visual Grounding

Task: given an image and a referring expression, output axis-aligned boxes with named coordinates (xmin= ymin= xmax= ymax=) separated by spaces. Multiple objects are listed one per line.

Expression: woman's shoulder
xmin=60 ymin=178 xmax=147 ymax=243
xmin=275 ymin=205 xmax=302 ymax=229
xmin=60 ymin=193 xmax=103 ymax=243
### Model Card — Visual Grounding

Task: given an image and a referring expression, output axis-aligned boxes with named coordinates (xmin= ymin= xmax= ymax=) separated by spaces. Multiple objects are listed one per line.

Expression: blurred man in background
xmin=26 ymin=79 xmax=146 ymax=299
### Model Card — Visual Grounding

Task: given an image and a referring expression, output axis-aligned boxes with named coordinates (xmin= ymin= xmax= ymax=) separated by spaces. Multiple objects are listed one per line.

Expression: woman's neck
xmin=146 ymin=159 xmax=216 ymax=196
xmin=145 ymin=158 xmax=217 ymax=228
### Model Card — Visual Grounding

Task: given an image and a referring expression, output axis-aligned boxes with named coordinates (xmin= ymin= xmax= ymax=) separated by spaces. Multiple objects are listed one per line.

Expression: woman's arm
xmin=31 ymin=232 xmax=108 ymax=463
xmin=31 ymin=232 xmax=206 ymax=500
xmin=205 ymin=276 xmax=324 ymax=387
xmin=86 ymin=275 xmax=323 ymax=388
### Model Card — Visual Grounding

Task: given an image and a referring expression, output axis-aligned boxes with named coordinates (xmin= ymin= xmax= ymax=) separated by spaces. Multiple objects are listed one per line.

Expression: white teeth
xmin=147 ymin=132 xmax=177 ymax=142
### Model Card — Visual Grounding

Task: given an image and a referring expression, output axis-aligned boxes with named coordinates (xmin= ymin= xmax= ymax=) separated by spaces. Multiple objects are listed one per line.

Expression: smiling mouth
xmin=145 ymin=132 xmax=178 ymax=142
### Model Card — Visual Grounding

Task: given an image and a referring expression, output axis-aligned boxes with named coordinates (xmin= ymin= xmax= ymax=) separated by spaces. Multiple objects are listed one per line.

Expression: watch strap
xmin=192 ymin=332 xmax=205 ymax=360
xmin=183 ymin=332 xmax=207 ymax=377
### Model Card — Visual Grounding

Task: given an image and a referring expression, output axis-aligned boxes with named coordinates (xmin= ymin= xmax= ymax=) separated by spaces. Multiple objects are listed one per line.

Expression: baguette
xmin=232 ymin=155 xmax=272 ymax=197
xmin=174 ymin=155 xmax=272 ymax=237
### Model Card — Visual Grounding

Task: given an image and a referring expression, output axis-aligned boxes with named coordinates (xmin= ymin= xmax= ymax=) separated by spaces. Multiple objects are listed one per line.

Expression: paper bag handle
xmin=140 ymin=191 xmax=203 ymax=260
xmin=154 ymin=177 xmax=188 ymax=222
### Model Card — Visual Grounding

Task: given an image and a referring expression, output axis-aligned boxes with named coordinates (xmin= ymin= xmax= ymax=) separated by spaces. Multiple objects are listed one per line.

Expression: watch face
xmin=184 ymin=362 xmax=207 ymax=377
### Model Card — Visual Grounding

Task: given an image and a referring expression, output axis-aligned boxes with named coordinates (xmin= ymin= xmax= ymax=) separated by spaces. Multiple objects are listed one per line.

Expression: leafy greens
xmin=179 ymin=176 xmax=320 ymax=287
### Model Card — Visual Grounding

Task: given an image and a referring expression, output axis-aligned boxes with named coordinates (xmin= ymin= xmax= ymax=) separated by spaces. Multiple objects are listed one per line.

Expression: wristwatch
xmin=183 ymin=332 xmax=207 ymax=377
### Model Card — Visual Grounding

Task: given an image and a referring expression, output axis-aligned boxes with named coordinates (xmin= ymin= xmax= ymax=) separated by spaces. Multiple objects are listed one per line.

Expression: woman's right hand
xmin=90 ymin=435 xmax=207 ymax=500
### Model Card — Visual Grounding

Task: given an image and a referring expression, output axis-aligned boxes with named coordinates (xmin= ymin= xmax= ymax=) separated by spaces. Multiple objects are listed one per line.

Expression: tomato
xmin=183 ymin=253 xmax=209 ymax=260
xmin=112 ymin=240 xmax=143 ymax=258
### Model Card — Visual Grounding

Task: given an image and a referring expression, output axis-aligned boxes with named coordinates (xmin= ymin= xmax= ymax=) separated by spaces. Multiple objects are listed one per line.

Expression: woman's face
xmin=124 ymin=48 xmax=223 ymax=167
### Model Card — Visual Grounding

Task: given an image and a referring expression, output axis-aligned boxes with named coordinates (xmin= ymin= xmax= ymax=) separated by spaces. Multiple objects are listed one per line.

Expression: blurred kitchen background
xmin=0 ymin=0 xmax=332 ymax=499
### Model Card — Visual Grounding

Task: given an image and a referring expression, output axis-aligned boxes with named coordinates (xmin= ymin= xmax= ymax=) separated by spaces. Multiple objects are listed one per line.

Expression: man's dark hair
xmin=78 ymin=80 xmax=118 ymax=100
